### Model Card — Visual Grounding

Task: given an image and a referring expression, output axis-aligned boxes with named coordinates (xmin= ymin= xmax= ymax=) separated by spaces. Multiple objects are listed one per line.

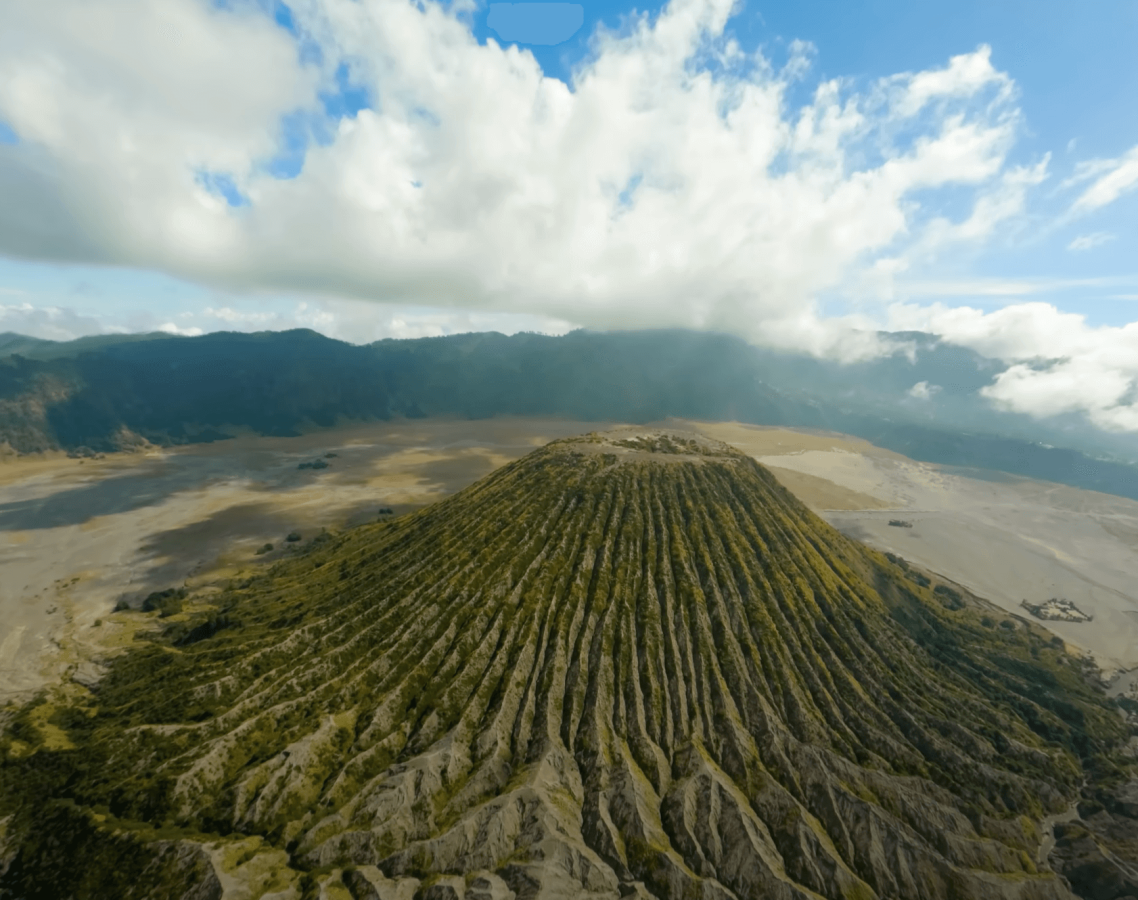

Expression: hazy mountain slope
xmin=0 ymin=334 xmax=53 ymax=359
xmin=370 ymin=330 xmax=807 ymax=423
xmin=0 ymin=331 xmax=172 ymax=361
xmin=0 ymin=330 xmax=395 ymax=451
xmin=1 ymin=327 xmax=1137 ymax=500
xmin=1 ymin=432 xmax=1130 ymax=899
xmin=0 ymin=329 xmax=812 ymax=452
xmin=756 ymin=335 xmax=1138 ymax=471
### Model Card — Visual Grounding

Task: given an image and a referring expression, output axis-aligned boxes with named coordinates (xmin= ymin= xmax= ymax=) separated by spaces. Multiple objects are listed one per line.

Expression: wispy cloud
xmin=1069 ymin=145 xmax=1138 ymax=213
xmin=156 ymin=321 xmax=204 ymax=337
xmin=895 ymin=277 xmax=1114 ymax=298
xmin=1067 ymin=231 xmax=1116 ymax=251
xmin=0 ymin=300 xmax=106 ymax=340
xmin=0 ymin=295 xmax=575 ymax=345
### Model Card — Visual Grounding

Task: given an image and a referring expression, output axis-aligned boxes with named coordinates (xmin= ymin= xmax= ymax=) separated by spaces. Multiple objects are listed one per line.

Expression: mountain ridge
xmin=2 ymin=328 xmax=1137 ymax=501
xmin=1 ymin=429 xmax=1132 ymax=899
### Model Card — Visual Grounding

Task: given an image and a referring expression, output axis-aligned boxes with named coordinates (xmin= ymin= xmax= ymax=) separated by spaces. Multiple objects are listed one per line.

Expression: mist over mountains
xmin=2 ymin=327 xmax=1137 ymax=500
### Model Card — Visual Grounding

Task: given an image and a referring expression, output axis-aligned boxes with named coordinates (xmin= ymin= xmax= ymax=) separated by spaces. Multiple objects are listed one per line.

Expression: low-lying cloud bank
xmin=0 ymin=0 xmax=1135 ymax=431
xmin=889 ymin=303 xmax=1138 ymax=433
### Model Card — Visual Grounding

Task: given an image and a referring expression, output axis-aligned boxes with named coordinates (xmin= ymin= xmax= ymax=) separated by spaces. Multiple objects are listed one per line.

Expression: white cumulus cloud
xmin=889 ymin=301 xmax=1138 ymax=433
xmin=907 ymin=381 xmax=941 ymax=400
xmin=0 ymin=301 xmax=110 ymax=341
xmin=157 ymin=322 xmax=205 ymax=336
xmin=0 ymin=0 xmax=1031 ymax=361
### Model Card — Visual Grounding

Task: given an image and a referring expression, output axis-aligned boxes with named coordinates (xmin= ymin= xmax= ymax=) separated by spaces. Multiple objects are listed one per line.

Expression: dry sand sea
xmin=2 ymin=416 xmax=1137 ymax=704
xmin=0 ymin=418 xmax=594 ymax=701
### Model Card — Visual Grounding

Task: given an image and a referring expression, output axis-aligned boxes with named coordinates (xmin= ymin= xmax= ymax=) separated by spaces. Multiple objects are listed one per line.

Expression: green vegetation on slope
xmin=0 ymin=432 xmax=1132 ymax=899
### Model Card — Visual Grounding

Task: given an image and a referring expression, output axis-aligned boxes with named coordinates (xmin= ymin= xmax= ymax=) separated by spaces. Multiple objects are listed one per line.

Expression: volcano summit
xmin=0 ymin=431 xmax=1129 ymax=899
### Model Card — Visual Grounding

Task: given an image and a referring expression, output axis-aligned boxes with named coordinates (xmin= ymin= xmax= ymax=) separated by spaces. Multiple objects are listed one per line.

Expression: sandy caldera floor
xmin=3 ymin=416 xmax=1138 ymax=702
xmin=0 ymin=417 xmax=600 ymax=701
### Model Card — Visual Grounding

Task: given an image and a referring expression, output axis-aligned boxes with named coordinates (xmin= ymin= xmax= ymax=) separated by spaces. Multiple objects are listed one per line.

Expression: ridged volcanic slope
xmin=1 ymin=432 xmax=1126 ymax=900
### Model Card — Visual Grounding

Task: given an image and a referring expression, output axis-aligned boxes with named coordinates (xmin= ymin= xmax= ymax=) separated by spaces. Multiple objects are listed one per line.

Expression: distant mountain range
xmin=2 ymin=327 xmax=1137 ymax=500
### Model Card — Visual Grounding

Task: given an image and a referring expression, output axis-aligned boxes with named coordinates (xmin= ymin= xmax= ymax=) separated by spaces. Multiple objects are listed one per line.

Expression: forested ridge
xmin=2 ymin=328 xmax=1137 ymax=501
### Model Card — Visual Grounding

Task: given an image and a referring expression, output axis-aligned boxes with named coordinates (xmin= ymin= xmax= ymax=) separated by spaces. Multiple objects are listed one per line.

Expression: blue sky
xmin=1 ymin=0 xmax=1137 ymax=429
xmin=775 ymin=0 xmax=1138 ymax=318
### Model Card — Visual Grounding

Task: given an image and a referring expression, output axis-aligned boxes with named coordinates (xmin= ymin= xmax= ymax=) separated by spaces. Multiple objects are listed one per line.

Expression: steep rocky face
xmin=0 ymin=432 xmax=1129 ymax=899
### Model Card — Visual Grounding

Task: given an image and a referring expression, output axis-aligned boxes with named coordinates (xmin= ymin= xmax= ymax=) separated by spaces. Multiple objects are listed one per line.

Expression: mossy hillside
xmin=0 ymin=431 xmax=1130 ymax=900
